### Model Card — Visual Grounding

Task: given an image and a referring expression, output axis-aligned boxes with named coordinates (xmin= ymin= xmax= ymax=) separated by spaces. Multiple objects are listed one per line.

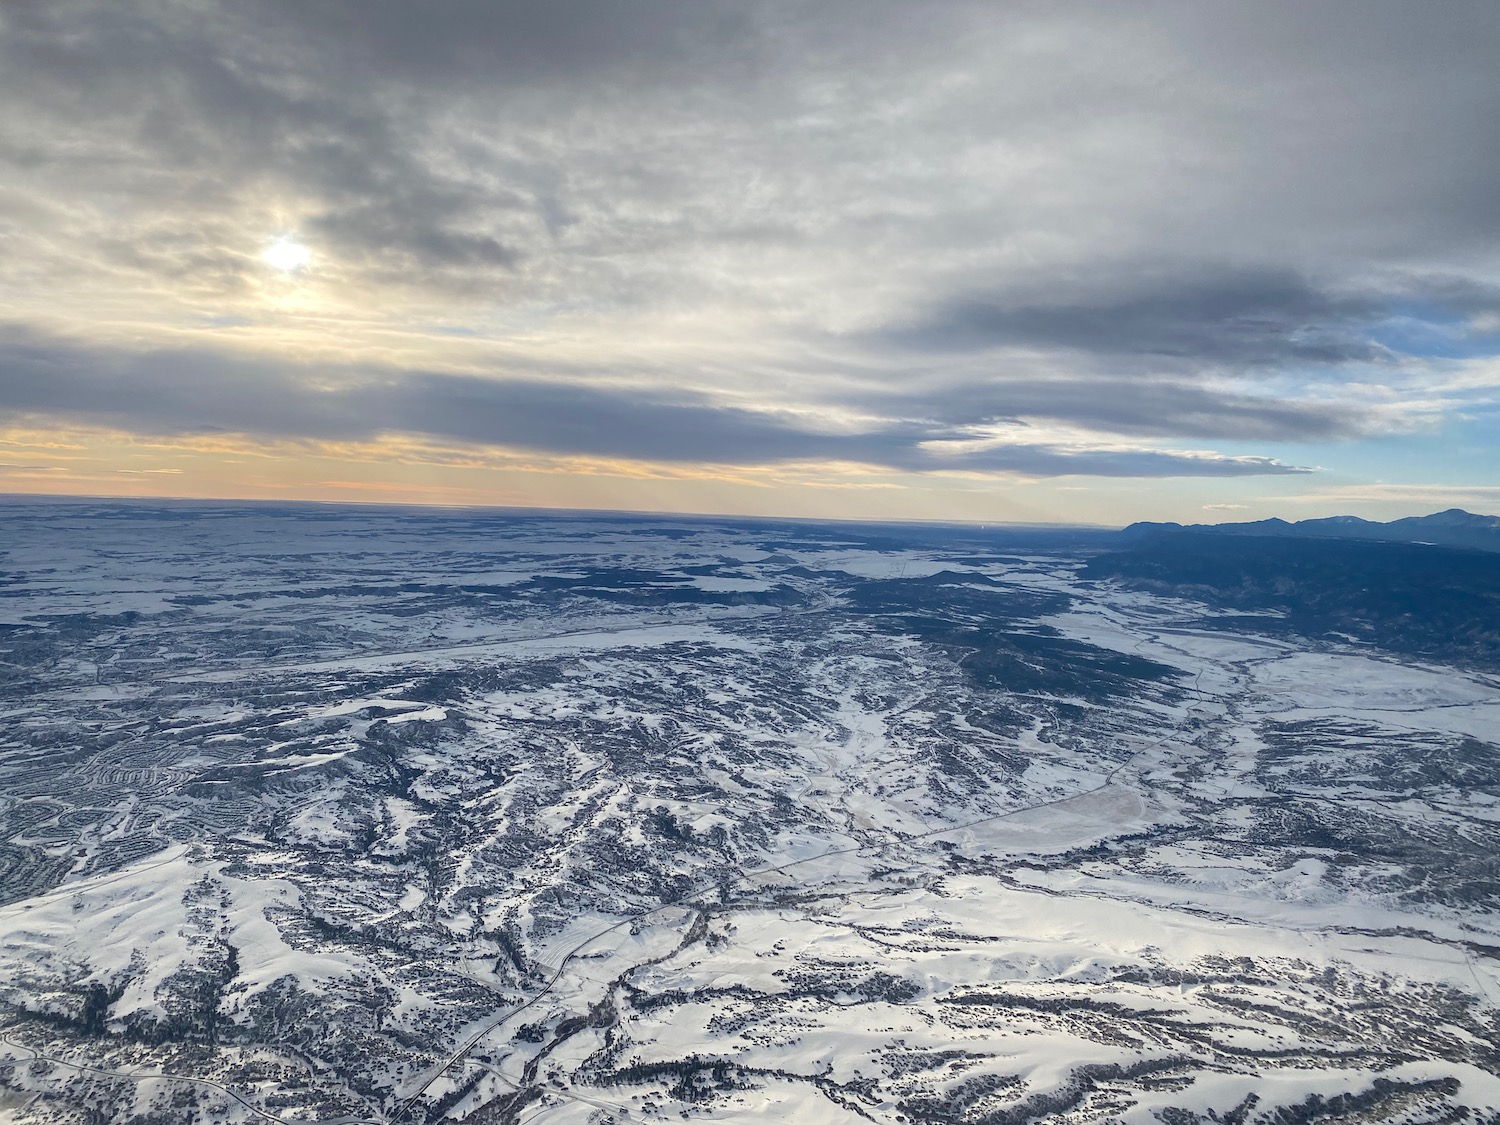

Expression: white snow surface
xmin=0 ymin=503 xmax=1496 ymax=1124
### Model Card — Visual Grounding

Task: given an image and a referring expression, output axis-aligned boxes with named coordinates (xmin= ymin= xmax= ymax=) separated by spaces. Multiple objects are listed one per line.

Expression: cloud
xmin=864 ymin=371 xmax=1376 ymax=442
xmin=0 ymin=332 xmax=1310 ymax=478
xmin=0 ymin=1 xmax=1497 ymax=500
xmin=876 ymin=268 xmax=1390 ymax=367
xmin=7 ymin=2 xmax=1498 ymax=304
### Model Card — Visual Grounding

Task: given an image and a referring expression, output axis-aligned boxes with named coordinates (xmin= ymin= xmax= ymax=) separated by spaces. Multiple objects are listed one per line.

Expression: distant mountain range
xmin=1124 ymin=508 xmax=1500 ymax=554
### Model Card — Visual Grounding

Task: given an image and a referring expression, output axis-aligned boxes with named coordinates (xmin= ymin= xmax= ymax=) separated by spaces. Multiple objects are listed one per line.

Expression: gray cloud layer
xmin=1 ymin=1 xmax=1497 ymax=478
xmin=879 ymin=270 xmax=1391 ymax=367
xmin=0 ymin=332 xmax=1310 ymax=477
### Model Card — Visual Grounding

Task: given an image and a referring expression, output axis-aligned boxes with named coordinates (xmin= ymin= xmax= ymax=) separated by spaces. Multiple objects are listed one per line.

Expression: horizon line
xmin=0 ymin=490 xmax=1123 ymax=533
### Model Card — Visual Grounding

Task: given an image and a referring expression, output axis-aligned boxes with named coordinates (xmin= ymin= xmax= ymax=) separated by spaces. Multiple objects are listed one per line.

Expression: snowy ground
xmin=0 ymin=501 xmax=1496 ymax=1124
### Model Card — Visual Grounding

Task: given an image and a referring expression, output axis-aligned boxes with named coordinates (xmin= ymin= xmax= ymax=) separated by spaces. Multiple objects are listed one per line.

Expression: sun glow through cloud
xmin=260 ymin=237 xmax=311 ymax=272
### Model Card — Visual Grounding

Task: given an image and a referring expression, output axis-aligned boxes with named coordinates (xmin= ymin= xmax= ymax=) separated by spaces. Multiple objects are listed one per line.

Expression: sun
xmin=261 ymin=237 xmax=312 ymax=272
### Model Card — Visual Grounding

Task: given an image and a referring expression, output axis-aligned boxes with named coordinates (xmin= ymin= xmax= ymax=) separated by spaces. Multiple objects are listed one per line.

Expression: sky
xmin=1 ymin=1 xmax=1498 ymax=525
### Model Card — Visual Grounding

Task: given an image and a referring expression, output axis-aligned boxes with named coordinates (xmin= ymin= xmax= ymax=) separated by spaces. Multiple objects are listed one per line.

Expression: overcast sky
xmin=1 ymin=1 xmax=1497 ymax=522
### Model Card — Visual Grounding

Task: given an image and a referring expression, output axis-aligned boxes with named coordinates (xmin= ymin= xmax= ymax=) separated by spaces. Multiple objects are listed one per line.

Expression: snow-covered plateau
xmin=1 ymin=500 xmax=1497 ymax=1124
